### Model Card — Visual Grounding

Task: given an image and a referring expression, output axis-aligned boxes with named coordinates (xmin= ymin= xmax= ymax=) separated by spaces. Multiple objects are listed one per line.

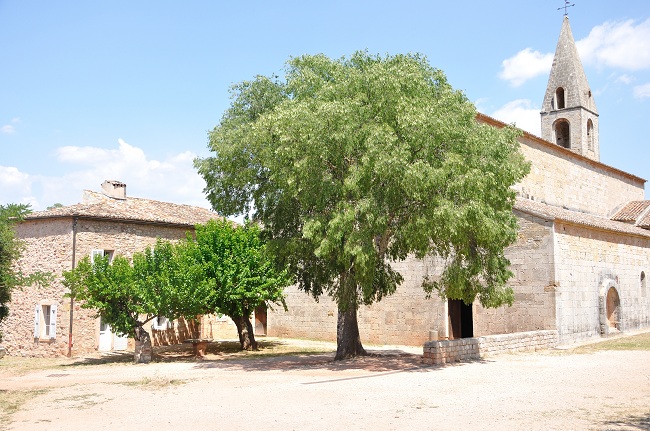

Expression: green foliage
xmin=63 ymin=239 xmax=211 ymax=339
xmin=196 ymin=52 xmax=530 ymax=312
xmin=63 ymin=223 xmax=289 ymax=345
xmin=0 ymin=204 xmax=51 ymax=335
xmin=190 ymin=219 xmax=290 ymax=320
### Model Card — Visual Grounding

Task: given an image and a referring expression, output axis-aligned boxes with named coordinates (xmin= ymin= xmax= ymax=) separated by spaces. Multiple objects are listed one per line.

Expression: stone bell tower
xmin=541 ymin=16 xmax=599 ymax=161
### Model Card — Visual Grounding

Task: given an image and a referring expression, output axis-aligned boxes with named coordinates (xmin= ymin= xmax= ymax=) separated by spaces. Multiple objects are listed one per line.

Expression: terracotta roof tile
xmin=611 ymin=201 xmax=650 ymax=223
xmin=514 ymin=197 xmax=650 ymax=238
xmin=27 ymin=190 xmax=221 ymax=226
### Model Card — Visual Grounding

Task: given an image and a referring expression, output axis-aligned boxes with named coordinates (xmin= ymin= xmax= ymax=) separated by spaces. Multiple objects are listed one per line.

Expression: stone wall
xmin=422 ymin=330 xmax=558 ymax=365
xmin=1 ymin=217 xmax=196 ymax=357
xmin=474 ymin=210 xmax=557 ymax=335
xmin=268 ymin=210 xmax=558 ymax=345
xmin=268 ymin=256 xmax=447 ymax=346
xmin=553 ymin=222 xmax=650 ymax=345
xmin=515 ymin=134 xmax=644 ymax=218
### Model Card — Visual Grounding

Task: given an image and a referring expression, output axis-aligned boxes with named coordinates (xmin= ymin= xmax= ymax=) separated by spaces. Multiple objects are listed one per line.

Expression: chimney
xmin=101 ymin=180 xmax=127 ymax=200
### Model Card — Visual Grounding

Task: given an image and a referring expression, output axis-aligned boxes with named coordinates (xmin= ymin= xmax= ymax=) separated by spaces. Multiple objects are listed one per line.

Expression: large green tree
xmin=189 ymin=220 xmax=291 ymax=350
xmin=195 ymin=52 xmax=530 ymax=359
xmin=0 ymin=204 xmax=50 ymax=341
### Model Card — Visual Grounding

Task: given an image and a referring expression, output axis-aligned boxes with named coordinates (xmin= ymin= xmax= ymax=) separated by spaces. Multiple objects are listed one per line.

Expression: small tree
xmin=195 ymin=52 xmax=530 ymax=359
xmin=0 ymin=204 xmax=51 ymax=341
xmin=189 ymin=220 xmax=291 ymax=350
xmin=63 ymin=239 xmax=210 ymax=362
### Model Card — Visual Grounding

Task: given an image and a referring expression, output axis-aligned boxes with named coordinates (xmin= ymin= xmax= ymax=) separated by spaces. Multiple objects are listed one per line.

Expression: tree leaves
xmin=196 ymin=52 xmax=530 ymax=311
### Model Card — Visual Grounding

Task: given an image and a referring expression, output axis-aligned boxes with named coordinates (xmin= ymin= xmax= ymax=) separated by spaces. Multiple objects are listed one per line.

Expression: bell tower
xmin=541 ymin=16 xmax=599 ymax=161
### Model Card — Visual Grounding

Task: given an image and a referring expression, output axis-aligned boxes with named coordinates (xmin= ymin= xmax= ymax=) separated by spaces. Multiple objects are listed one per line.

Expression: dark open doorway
xmin=448 ymin=299 xmax=474 ymax=339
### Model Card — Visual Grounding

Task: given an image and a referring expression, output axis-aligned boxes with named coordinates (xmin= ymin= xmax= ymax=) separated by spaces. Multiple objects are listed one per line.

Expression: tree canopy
xmin=189 ymin=219 xmax=291 ymax=350
xmin=195 ymin=52 xmax=530 ymax=359
xmin=63 ymin=221 xmax=291 ymax=357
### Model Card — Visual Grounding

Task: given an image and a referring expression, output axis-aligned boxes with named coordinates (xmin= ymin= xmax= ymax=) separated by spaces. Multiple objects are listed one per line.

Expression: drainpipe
xmin=68 ymin=216 xmax=78 ymax=357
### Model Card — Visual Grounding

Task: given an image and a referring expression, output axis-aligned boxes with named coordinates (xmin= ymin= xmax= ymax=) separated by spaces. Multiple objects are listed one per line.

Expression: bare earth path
xmin=1 ymin=339 xmax=649 ymax=431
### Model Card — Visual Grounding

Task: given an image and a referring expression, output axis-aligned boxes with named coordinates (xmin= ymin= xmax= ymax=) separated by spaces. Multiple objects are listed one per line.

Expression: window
xmin=587 ymin=119 xmax=594 ymax=150
xmin=556 ymin=87 xmax=565 ymax=109
xmin=152 ymin=316 xmax=171 ymax=330
xmin=33 ymin=303 xmax=57 ymax=339
xmin=642 ymin=271 xmax=647 ymax=297
xmin=91 ymin=249 xmax=114 ymax=263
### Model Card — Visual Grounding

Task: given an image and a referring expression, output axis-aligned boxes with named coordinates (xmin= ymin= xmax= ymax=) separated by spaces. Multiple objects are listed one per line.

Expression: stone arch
xmin=599 ymin=280 xmax=621 ymax=335
xmin=553 ymin=119 xmax=571 ymax=149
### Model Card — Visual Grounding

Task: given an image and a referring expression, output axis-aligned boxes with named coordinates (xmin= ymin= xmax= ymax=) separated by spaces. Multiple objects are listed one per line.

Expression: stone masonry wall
xmin=1 ymin=217 xmax=195 ymax=357
xmin=553 ymin=222 xmax=650 ymax=345
xmin=269 ymin=211 xmax=558 ymax=345
xmin=474 ymin=210 xmax=557 ymax=335
xmin=422 ymin=330 xmax=558 ymax=365
xmin=515 ymin=134 xmax=644 ymax=218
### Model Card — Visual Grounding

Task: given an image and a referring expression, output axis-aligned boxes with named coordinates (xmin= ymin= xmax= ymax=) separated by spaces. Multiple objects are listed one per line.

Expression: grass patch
xmin=0 ymin=388 xmax=50 ymax=429
xmin=0 ymin=356 xmax=71 ymax=377
xmin=570 ymin=332 xmax=650 ymax=354
xmin=118 ymin=375 xmax=186 ymax=389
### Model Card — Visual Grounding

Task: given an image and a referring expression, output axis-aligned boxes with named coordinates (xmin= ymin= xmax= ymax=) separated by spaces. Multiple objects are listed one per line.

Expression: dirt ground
xmin=1 ymin=338 xmax=649 ymax=431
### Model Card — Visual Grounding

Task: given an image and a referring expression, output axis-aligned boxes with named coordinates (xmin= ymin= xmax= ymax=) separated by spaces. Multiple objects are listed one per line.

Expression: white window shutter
xmin=49 ymin=304 xmax=58 ymax=339
xmin=33 ymin=304 xmax=40 ymax=338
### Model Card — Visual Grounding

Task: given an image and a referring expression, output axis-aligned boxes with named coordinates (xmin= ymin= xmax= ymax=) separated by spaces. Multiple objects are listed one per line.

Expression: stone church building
xmin=267 ymin=17 xmax=650 ymax=350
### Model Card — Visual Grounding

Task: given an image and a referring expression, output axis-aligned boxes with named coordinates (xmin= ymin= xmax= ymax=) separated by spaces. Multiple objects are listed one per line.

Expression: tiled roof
xmin=26 ymin=190 xmax=221 ymax=227
xmin=611 ymin=201 xmax=650 ymax=224
xmin=638 ymin=209 xmax=650 ymax=229
xmin=514 ymin=197 xmax=650 ymax=238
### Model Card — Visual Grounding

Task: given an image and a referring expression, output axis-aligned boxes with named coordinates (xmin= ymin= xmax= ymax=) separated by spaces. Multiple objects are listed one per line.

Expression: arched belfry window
xmin=587 ymin=119 xmax=594 ymax=150
xmin=556 ymin=87 xmax=566 ymax=109
xmin=554 ymin=119 xmax=570 ymax=149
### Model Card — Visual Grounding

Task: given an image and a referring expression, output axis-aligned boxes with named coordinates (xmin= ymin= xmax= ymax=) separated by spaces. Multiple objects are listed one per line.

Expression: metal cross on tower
xmin=558 ymin=0 xmax=575 ymax=16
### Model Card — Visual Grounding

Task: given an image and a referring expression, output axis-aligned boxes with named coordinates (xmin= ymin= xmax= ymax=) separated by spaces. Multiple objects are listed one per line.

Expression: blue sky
xmin=1 ymin=1 xmax=649 ymax=210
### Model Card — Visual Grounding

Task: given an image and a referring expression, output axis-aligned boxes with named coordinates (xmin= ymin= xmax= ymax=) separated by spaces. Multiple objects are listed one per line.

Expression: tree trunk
xmin=232 ymin=315 xmax=258 ymax=351
xmin=133 ymin=326 xmax=152 ymax=364
xmin=335 ymin=306 xmax=366 ymax=360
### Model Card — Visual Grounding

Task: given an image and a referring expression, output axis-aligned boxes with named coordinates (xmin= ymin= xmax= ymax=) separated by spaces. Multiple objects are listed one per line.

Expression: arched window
xmin=554 ymin=120 xmax=570 ymax=149
xmin=556 ymin=87 xmax=566 ymax=109
xmin=587 ymin=119 xmax=594 ymax=150
xmin=642 ymin=271 xmax=647 ymax=297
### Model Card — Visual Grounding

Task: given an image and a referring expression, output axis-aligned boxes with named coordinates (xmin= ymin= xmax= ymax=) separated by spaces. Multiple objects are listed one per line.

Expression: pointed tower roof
xmin=541 ymin=16 xmax=597 ymax=114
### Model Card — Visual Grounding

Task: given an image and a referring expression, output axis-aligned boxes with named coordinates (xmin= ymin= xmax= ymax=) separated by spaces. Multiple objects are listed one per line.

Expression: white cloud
xmin=615 ymin=74 xmax=634 ymax=85
xmin=498 ymin=48 xmax=553 ymax=87
xmin=577 ymin=18 xmax=650 ymax=70
xmin=53 ymin=138 xmax=210 ymax=209
xmin=633 ymin=83 xmax=650 ymax=99
xmin=491 ymin=99 xmax=541 ymax=137
xmin=1 ymin=118 xmax=21 ymax=135
xmin=0 ymin=166 xmax=38 ymax=207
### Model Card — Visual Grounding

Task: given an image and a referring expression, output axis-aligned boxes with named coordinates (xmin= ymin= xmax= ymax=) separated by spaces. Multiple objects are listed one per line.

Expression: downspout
xmin=68 ymin=216 xmax=78 ymax=357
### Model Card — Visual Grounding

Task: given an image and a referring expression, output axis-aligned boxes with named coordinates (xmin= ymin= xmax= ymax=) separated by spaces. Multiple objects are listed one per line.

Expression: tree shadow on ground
xmin=600 ymin=413 xmax=650 ymax=430
xmin=66 ymin=339 xmax=489 ymax=374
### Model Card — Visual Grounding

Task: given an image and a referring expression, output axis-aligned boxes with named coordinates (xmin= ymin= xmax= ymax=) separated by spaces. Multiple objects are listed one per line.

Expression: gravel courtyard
xmin=1 ymin=338 xmax=649 ymax=431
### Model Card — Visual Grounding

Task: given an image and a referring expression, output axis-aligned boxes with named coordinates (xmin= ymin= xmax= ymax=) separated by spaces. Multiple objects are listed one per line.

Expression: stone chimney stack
xmin=101 ymin=180 xmax=127 ymax=200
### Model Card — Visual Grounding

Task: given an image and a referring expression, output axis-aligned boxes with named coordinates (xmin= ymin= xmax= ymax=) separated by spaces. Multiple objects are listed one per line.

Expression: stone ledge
xmin=422 ymin=330 xmax=558 ymax=365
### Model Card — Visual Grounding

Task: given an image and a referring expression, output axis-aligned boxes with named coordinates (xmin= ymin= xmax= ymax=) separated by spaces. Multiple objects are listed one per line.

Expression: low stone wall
xmin=423 ymin=330 xmax=558 ymax=365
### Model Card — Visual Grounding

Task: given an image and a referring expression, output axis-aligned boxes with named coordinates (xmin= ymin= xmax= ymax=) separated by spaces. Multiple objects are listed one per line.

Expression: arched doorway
xmin=605 ymin=287 xmax=620 ymax=330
